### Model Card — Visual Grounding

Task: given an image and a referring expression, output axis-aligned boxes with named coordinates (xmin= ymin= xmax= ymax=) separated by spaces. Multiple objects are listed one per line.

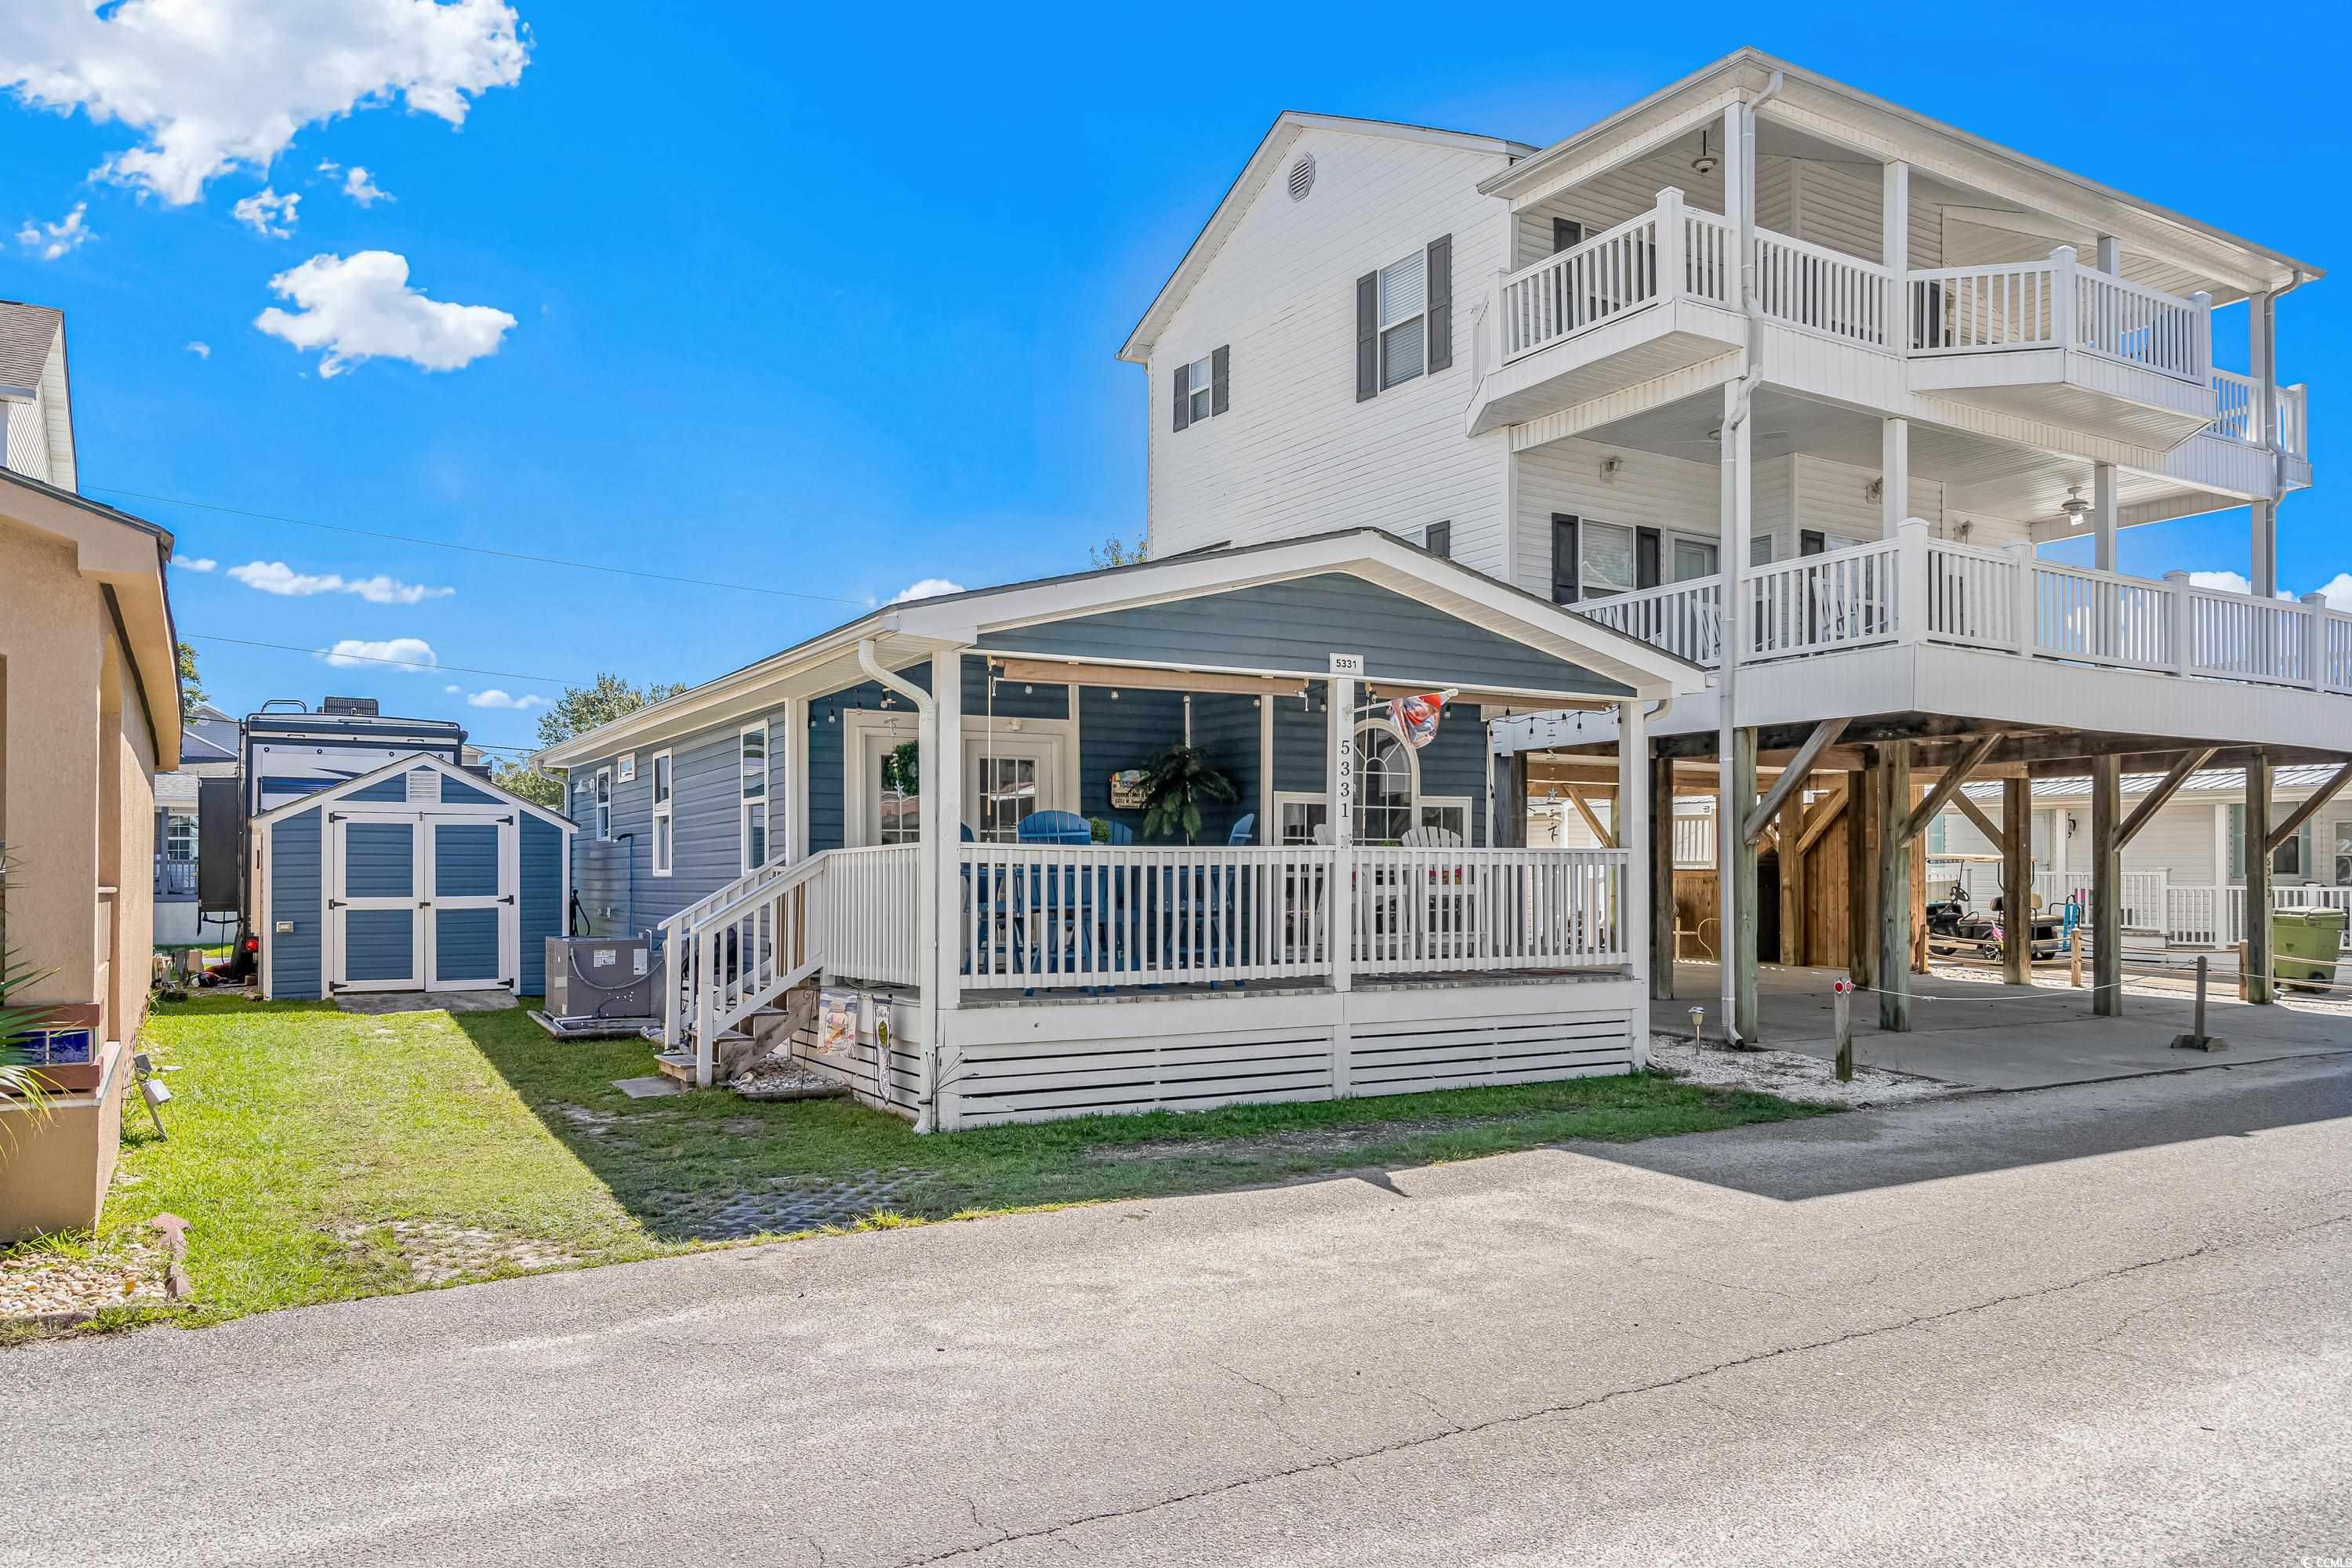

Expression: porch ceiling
xmin=1572 ymin=387 xmax=2232 ymax=532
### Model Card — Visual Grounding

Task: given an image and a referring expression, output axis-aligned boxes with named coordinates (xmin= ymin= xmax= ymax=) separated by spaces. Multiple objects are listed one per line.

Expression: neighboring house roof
xmin=0 ymin=462 xmax=180 ymax=764
xmin=182 ymin=725 xmax=238 ymax=763
xmin=156 ymin=758 xmax=238 ymax=806
xmin=249 ymin=751 xmax=575 ymax=832
xmin=1483 ymin=48 xmax=2321 ymax=298
xmin=0 ymin=300 xmax=62 ymax=395
xmin=1959 ymin=764 xmax=2350 ymax=805
xmin=1117 ymin=112 xmax=1536 ymax=365
xmin=537 ymin=527 xmax=1705 ymax=770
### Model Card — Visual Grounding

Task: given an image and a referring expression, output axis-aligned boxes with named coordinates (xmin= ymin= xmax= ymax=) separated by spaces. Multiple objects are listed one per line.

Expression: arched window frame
xmin=1353 ymin=717 xmax=1419 ymax=843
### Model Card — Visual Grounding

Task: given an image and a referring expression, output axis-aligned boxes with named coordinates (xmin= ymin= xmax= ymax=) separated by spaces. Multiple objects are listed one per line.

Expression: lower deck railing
xmin=1934 ymin=862 xmax=2349 ymax=952
xmin=1571 ymin=523 xmax=2352 ymax=695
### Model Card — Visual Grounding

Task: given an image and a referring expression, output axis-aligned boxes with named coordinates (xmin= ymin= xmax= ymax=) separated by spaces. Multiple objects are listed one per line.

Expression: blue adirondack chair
xmin=1014 ymin=811 xmax=1097 ymax=982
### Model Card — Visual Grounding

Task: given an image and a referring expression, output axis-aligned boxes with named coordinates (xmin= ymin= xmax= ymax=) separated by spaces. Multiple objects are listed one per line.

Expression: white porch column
xmin=1882 ymin=160 xmax=1910 ymax=350
xmin=1617 ymin=699 xmax=1650 ymax=1068
xmin=1716 ymin=378 xmax=1750 ymax=1043
xmin=926 ymin=650 xmax=964 ymax=1130
xmin=1881 ymin=417 xmax=1910 ymax=539
xmin=2095 ymin=234 xmax=2121 ymax=276
xmin=2092 ymin=461 xmax=2118 ymax=574
xmin=785 ymin=696 xmax=811 ymax=864
xmin=2250 ymin=286 xmax=2279 ymax=597
xmin=1327 ymin=675 xmax=1355 ymax=997
xmin=1720 ymin=103 xmax=1747 ymax=239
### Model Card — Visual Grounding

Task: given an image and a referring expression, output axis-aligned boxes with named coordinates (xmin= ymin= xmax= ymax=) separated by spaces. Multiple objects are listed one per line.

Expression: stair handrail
xmin=665 ymin=849 xmax=836 ymax=1081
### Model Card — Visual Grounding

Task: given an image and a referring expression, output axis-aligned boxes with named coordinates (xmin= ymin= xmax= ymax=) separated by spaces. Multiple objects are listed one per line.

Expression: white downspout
xmin=857 ymin=638 xmax=942 ymax=1132
xmin=1718 ymin=68 xmax=1784 ymax=1045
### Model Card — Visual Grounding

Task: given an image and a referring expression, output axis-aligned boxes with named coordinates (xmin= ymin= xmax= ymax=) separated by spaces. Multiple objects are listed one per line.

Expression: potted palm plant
xmin=1138 ymin=745 xmax=1237 ymax=844
xmin=0 ymin=850 xmax=57 ymax=1120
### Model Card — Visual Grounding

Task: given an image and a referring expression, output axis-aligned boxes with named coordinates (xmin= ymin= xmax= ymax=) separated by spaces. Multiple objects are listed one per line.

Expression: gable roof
xmin=251 ymin=750 xmax=575 ymax=832
xmin=1116 ymin=112 xmax=1534 ymax=365
xmin=1484 ymin=48 xmax=2320 ymax=298
xmin=535 ymin=528 xmax=1704 ymax=769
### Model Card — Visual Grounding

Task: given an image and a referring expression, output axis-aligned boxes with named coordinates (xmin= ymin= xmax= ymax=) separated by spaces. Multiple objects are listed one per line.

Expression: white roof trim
xmin=250 ymin=751 xmax=578 ymax=833
xmin=535 ymin=529 xmax=1704 ymax=770
xmin=1117 ymin=111 xmax=1533 ymax=365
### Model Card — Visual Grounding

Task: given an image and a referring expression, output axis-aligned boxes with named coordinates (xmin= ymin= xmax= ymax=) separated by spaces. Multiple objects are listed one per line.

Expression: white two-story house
xmin=1119 ymin=49 xmax=2338 ymax=1033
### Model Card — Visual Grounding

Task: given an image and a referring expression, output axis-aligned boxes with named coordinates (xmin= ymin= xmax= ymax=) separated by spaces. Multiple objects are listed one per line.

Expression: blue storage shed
xmin=252 ymin=754 xmax=575 ymax=1000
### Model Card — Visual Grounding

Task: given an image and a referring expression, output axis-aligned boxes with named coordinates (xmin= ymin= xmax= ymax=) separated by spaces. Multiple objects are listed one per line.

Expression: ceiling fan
xmin=2059 ymin=485 xmax=2093 ymax=528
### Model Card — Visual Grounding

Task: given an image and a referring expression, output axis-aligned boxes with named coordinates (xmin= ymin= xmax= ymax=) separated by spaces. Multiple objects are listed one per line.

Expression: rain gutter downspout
xmin=1719 ymin=67 xmax=1784 ymax=1046
xmin=857 ymin=638 xmax=944 ymax=1134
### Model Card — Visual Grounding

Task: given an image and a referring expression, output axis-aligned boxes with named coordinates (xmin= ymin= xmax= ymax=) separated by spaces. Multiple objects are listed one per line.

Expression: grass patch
xmin=16 ymin=996 xmax=1824 ymax=1333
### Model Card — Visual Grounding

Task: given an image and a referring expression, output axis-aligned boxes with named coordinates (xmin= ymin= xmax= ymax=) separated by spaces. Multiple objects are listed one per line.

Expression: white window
xmin=1579 ymin=521 xmax=1637 ymax=599
xmin=1186 ymin=355 xmax=1212 ymax=424
xmin=1672 ymin=538 xmax=1719 ymax=582
xmin=593 ymin=768 xmax=612 ymax=840
xmin=649 ymin=750 xmax=673 ymax=877
xmin=1355 ymin=721 xmax=1417 ymax=842
xmin=1377 ymin=250 xmax=1427 ymax=389
xmin=1749 ymin=534 xmax=1775 ymax=567
xmin=164 ymin=811 xmax=198 ymax=862
xmin=617 ymin=752 xmax=636 ymax=783
xmin=1276 ymin=792 xmax=1328 ymax=845
xmin=1417 ymin=798 xmax=1470 ymax=840
xmin=741 ymin=720 xmax=770 ymax=873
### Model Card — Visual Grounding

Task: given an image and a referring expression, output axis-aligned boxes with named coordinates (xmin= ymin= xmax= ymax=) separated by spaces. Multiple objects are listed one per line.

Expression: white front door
xmin=848 ymin=717 xmax=1073 ymax=845
xmin=966 ymin=735 xmax=1066 ymax=842
xmin=328 ymin=813 xmax=423 ymax=992
xmin=423 ymin=815 xmax=518 ymax=991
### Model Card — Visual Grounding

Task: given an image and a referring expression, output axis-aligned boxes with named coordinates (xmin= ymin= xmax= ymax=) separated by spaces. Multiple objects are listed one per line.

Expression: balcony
xmin=1470 ymin=197 xmax=2288 ymax=459
xmin=1570 ymin=523 xmax=2352 ymax=697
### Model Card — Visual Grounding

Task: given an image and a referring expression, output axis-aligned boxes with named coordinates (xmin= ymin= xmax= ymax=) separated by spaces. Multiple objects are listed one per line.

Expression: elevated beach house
xmin=534 ymin=532 xmax=1700 ymax=1128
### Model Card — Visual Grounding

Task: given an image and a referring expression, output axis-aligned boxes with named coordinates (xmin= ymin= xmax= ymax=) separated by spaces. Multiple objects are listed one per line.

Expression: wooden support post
xmin=2117 ymin=748 xmax=2218 ymax=850
xmin=2002 ymin=775 xmax=2033 ymax=986
xmin=2245 ymin=753 xmax=2274 ymax=1005
xmin=1846 ymin=764 xmax=1873 ymax=990
xmin=1876 ymin=741 xmax=1911 ymax=1030
xmin=2266 ymin=759 xmax=2352 ymax=855
xmin=1910 ymin=786 xmax=1929 ymax=975
xmin=1564 ymin=785 xmax=1613 ymax=848
xmin=1777 ymin=787 xmax=1807 ymax=967
xmin=1494 ymin=751 xmax=1526 ymax=850
xmin=1834 ymin=978 xmax=1853 ymax=1082
xmin=1732 ymin=727 xmax=1760 ymax=1042
xmin=2090 ymin=754 xmax=2122 ymax=1017
xmin=1650 ymin=745 xmax=1676 ymax=1001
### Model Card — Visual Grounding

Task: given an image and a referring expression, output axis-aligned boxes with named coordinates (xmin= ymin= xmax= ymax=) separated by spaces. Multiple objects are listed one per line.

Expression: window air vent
xmin=1287 ymin=154 xmax=1316 ymax=202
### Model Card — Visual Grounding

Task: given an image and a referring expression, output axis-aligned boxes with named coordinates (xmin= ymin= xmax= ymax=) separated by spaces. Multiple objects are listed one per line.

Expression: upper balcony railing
xmin=1570 ymin=521 xmax=2352 ymax=695
xmin=1489 ymin=195 xmax=2302 ymax=456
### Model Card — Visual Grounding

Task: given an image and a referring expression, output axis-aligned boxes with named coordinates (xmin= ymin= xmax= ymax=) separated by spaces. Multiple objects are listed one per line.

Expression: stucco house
xmin=0 ymin=299 xmax=183 ymax=1240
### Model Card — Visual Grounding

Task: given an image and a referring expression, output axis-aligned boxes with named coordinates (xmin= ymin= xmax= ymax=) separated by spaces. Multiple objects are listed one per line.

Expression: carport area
xmin=1654 ymin=960 xmax=2352 ymax=1091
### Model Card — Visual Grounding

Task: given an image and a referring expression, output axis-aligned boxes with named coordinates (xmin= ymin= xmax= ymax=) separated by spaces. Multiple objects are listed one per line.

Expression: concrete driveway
xmin=8 ymin=1055 xmax=2350 ymax=1566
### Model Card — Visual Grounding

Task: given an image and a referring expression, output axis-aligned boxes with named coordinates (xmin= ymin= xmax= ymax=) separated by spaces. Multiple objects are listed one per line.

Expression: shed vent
xmin=1287 ymin=154 xmax=1316 ymax=202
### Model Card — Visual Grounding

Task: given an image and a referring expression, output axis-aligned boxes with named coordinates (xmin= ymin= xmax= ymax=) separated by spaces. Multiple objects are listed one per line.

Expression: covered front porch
xmin=637 ymin=530 xmax=1702 ymax=1127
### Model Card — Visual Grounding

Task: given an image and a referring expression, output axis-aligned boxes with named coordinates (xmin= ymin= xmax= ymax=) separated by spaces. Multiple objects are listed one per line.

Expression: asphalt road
xmin=11 ymin=1056 xmax=2350 ymax=1566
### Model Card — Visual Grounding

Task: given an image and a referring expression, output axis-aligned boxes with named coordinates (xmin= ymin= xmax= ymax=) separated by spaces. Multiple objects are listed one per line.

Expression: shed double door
xmin=327 ymin=811 xmax=519 ymax=993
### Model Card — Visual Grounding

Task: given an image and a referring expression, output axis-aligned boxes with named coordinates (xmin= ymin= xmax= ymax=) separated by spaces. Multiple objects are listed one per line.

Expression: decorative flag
xmin=1388 ymin=691 xmax=1447 ymax=749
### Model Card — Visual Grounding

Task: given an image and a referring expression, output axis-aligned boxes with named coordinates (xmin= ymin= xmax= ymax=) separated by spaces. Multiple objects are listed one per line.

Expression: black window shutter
xmin=1635 ymin=527 xmax=1661 ymax=590
xmin=1551 ymin=515 xmax=1579 ymax=604
xmin=1355 ymin=272 xmax=1378 ymax=401
xmin=1425 ymin=235 xmax=1452 ymax=372
xmin=1425 ymin=521 xmax=1451 ymax=560
xmin=1210 ymin=344 xmax=1229 ymax=416
xmin=1172 ymin=361 xmax=1190 ymax=433
xmin=1553 ymin=218 xmax=1584 ymax=253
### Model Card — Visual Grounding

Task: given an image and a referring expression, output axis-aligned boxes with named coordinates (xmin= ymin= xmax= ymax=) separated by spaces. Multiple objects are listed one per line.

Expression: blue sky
xmin=2 ymin=5 xmax=2342 ymax=757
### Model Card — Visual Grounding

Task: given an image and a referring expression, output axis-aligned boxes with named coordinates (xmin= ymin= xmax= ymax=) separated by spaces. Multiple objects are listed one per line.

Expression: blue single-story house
xmin=535 ymin=528 xmax=1701 ymax=1127
xmin=252 ymin=753 xmax=575 ymax=1000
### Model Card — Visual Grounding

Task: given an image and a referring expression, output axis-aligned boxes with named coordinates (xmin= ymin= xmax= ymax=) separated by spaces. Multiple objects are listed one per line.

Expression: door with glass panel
xmin=966 ymin=737 xmax=1064 ymax=842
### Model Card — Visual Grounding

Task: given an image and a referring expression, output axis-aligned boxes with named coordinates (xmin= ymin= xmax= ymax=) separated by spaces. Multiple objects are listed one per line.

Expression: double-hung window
xmin=649 ymin=750 xmax=674 ymax=877
xmin=1377 ymin=250 xmax=1427 ymax=390
xmin=593 ymin=768 xmax=613 ymax=840
xmin=1186 ymin=355 xmax=1213 ymax=424
xmin=740 ymin=720 xmax=769 ymax=873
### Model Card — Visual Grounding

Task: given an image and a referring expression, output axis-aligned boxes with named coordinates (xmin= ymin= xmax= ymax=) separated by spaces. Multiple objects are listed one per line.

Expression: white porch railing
xmin=1497 ymin=188 xmax=1732 ymax=364
xmin=2163 ymin=885 xmax=2351 ymax=950
xmin=1349 ymin=847 xmax=1628 ymax=975
xmin=1906 ymin=247 xmax=2207 ymax=381
xmin=1752 ymin=228 xmax=1891 ymax=347
xmin=661 ymin=852 xmax=832 ymax=1081
xmin=822 ymin=844 xmax=923 ymax=985
xmin=2206 ymin=370 xmax=2300 ymax=451
xmin=1572 ymin=523 xmax=2352 ymax=698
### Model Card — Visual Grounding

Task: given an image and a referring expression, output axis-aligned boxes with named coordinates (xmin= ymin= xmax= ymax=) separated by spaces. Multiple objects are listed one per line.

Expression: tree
xmin=176 ymin=641 xmax=207 ymax=720
xmin=492 ymin=672 xmax=689 ymax=809
xmin=1089 ymin=533 xmax=1148 ymax=570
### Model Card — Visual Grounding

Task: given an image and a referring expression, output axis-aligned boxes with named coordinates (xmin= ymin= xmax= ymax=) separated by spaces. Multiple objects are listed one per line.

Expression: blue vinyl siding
xmin=572 ymin=711 xmax=783 ymax=935
xmin=346 ymin=775 xmax=410 ymax=803
xmin=521 ymin=816 xmax=561 ymax=992
xmin=433 ymin=822 xmax=499 ymax=898
xmin=434 ymin=908 xmax=500 ymax=982
xmin=1271 ymin=683 xmax=1331 ymax=793
xmin=342 ymin=822 xmax=414 ymax=898
xmin=438 ymin=775 xmax=497 ymax=805
xmin=978 ymin=574 xmax=1635 ymax=699
xmin=268 ymin=808 xmax=323 ymax=999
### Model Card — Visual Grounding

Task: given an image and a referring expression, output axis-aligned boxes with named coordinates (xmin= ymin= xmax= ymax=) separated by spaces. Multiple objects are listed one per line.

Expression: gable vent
xmin=1287 ymin=153 xmax=1316 ymax=202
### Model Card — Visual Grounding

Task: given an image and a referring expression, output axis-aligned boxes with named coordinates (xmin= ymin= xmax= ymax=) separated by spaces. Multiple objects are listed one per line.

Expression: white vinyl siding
xmin=1514 ymin=438 xmax=1721 ymax=597
xmin=1145 ymin=129 xmax=1513 ymax=576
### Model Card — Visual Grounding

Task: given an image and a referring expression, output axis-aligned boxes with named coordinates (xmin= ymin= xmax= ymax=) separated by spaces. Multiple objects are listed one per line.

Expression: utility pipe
xmin=857 ymin=637 xmax=943 ymax=1134
xmin=1717 ymin=67 xmax=1784 ymax=1044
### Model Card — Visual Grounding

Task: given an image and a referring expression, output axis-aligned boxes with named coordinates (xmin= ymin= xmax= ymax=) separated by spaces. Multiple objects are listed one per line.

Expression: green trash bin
xmin=2270 ymin=907 xmax=2347 ymax=992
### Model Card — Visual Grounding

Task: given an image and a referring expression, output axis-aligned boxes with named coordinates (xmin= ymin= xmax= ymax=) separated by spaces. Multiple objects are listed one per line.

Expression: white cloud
xmin=230 ymin=187 xmax=299 ymax=237
xmin=2187 ymin=569 xmax=2256 ymax=597
xmin=16 ymin=201 xmax=89 ymax=259
xmin=227 ymin=558 xmax=455 ymax=604
xmin=341 ymin=165 xmax=391 ymax=206
xmin=0 ymin=0 xmax=530 ymax=205
xmin=892 ymin=577 xmax=966 ymax=603
xmin=185 ymin=339 xmax=210 ymax=358
xmin=323 ymin=636 xmax=436 ymax=672
xmin=171 ymin=554 xmax=216 ymax=572
xmin=464 ymin=688 xmax=543 ymax=710
xmin=2308 ymin=573 xmax=2352 ymax=612
xmin=315 ymin=159 xmax=343 ymax=176
xmin=254 ymin=251 xmax=515 ymax=378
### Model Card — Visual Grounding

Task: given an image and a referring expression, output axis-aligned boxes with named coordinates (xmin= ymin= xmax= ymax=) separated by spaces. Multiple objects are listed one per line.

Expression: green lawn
xmin=24 ymin=996 xmax=1823 ymax=1333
